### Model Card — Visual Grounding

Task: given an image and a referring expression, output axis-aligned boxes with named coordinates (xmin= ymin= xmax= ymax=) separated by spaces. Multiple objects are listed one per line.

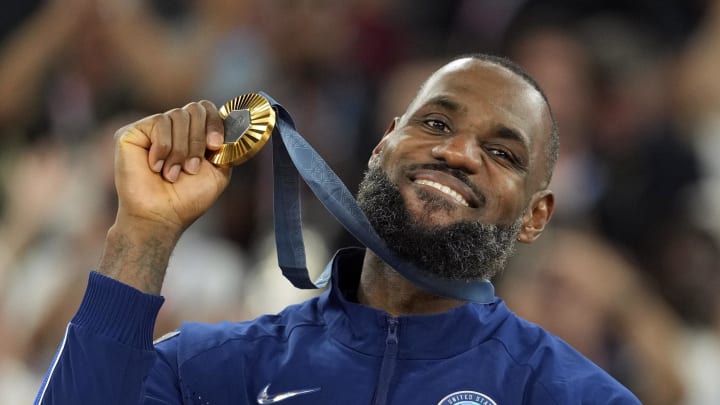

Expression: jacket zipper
xmin=372 ymin=317 xmax=399 ymax=405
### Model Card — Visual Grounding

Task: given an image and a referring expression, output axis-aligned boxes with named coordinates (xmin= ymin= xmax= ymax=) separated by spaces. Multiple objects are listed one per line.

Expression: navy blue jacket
xmin=35 ymin=247 xmax=640 ymax=404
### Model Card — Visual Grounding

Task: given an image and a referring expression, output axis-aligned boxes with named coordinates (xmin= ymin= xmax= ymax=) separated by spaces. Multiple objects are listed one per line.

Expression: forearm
xmin=36 ymin=97 xmax=229 ymax=403
xmin=98 ymin=219 xmax=181 ymax=295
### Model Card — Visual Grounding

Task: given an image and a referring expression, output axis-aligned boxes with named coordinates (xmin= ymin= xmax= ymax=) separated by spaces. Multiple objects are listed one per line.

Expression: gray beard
xmin=356 ymin=165 xmax=523 ymax=281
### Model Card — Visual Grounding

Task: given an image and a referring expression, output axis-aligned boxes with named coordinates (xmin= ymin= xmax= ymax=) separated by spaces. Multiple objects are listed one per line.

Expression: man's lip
xmin=409 ymin=169 xmax=482 ymax=208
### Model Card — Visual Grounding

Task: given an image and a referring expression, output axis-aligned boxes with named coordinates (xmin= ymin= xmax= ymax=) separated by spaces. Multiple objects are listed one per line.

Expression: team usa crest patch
xmin=437 ymin=390 xmax=498 ymax=405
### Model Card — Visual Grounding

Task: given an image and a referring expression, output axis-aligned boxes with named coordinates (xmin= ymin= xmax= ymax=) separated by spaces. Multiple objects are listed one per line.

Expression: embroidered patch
xmin=437 ymin=390 xmax=497 ymax=405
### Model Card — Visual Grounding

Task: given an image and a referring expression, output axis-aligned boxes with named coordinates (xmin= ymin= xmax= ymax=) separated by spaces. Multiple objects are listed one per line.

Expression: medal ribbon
xmin=261 ymin=92 xmax=494 ymax=303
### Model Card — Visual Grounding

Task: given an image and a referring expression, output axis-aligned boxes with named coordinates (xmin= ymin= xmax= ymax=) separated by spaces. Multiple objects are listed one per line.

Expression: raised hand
xmin=100 ymin=100 xmax=232 ymax=294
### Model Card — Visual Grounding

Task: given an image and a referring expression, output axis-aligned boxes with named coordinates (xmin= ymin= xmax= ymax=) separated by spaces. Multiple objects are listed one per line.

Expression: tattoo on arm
xmin=99 ymin=231 xmax=173 ymax=295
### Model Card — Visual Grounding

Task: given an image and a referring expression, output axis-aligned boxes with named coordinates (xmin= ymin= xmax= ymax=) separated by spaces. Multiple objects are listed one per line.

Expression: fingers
xmin=143 ymin=100 xmax=225 ymax=182
xmin=148 ymin=114 xmax=172 ymax=174
xmin=199 ymin=100 xmax=225 ymax=151
xmin=165 ymin=107 xmax=189 ymax=181
xmin=185 ymin=103 xmax=207 ymax=174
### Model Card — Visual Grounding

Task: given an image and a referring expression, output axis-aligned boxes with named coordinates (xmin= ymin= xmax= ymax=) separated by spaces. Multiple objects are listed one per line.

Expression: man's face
xmin=358 ymin=59 xmax=553 ymax=280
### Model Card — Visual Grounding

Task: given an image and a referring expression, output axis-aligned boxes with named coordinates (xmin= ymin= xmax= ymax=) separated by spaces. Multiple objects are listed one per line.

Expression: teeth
xmin=415 ymin=179 xmax=469 ymax=207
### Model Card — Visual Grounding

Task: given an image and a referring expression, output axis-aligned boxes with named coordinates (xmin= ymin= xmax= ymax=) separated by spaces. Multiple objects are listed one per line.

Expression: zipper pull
xmin=386 ymin=318 xmax=399 ymax=346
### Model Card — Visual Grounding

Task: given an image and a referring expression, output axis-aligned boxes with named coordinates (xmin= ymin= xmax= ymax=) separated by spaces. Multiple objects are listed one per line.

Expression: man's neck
xmin=356 ymin=250 xmax=466 ymax=317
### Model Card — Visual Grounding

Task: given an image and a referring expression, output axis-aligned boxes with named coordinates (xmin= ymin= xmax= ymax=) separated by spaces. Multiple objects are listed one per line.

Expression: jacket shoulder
xmin=155 ymin=295 xmax=326 ymax=365
xmin=493 ymin=311 xmax=641 ymax=404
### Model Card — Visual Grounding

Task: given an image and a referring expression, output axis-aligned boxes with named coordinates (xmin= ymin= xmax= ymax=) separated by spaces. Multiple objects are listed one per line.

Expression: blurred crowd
xmin=0 ymin=0 xmax=719 ymax=403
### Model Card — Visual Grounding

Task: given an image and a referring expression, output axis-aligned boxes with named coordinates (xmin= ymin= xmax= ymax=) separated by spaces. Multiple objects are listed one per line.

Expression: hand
xmin=100 ymin=101 xmax=231 ymax=293
xmin=112 ymin=100 xmax=231 ymax=240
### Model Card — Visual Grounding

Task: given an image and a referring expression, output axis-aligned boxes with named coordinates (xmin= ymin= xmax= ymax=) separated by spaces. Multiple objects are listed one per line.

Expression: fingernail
xmin=167 ymin=164 xmax=181 ymax=182
xmin=186 ymin=157 xmax=200 ymax=174
xmin=153 ymin=160 xmax=164 ymax=173
xmin=208 ymin=131 xmax=224 ymax=148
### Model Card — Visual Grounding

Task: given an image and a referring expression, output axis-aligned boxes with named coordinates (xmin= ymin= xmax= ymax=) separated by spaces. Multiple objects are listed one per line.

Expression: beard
xmin=356 ymin=165 xmax=523 ymax=281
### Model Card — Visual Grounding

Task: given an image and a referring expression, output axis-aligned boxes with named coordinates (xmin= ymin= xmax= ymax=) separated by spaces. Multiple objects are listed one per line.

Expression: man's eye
xmin=488 ymin=148 xmax=515 ymax=162
xmin=424 ymin=119 xmax=449 ymax=132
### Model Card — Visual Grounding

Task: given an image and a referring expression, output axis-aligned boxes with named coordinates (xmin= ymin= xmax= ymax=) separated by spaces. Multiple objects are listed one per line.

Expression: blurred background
xmin=0 ymin=0 xmax=718 ymax=403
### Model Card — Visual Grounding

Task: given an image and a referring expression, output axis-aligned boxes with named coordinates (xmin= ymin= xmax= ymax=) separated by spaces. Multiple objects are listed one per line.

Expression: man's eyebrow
xmin=421 ymin=96 xmax=466 ymax=113
xmin=495 ymin=125 xmax=530 ymax=150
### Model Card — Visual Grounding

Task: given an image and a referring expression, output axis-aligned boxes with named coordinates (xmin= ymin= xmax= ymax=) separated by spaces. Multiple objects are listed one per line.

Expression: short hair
xmin=449 ymin=53 xmax=560 ymax=186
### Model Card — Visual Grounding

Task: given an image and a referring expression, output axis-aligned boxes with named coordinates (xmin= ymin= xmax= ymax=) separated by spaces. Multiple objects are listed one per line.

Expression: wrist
xmin=98 ymin=220 xmax=180 ymax=295
xmin=112 ymin=212 xmax=184 ymax=246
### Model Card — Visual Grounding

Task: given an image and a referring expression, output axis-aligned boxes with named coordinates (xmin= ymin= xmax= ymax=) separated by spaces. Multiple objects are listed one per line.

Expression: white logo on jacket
xmin=256 ymin=383 xmax=320 ymax=404
xmin=437 ymin=390 xmax=497 ymax=405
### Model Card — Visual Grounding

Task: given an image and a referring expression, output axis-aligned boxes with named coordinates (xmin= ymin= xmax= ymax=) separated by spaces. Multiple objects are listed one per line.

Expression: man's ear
xmin=518 ymin=190 xmax=554 ymax=243
xmin=369 ymin=117 xmax=398 ymax=166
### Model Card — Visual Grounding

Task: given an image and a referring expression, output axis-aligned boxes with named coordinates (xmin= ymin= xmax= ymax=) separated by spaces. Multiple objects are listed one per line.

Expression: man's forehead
xmin=421 ymin=58 xmax=530 ymax=97
xmin=409 ymin=58 xmax=546 ymax=123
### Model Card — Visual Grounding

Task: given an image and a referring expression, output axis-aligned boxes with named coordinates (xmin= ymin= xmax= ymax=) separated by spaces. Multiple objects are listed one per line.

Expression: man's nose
xmin=430 ymin=133 xmax=482 ymax=173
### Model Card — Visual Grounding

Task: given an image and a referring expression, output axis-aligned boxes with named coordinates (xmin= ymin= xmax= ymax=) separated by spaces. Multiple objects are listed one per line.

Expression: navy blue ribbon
xmin=262 ymin=92 xmax=494 ymax=303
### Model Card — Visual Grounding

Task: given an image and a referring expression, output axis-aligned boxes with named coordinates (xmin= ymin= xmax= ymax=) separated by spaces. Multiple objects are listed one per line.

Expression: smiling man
xmin=35 ymin=55 xmax=640 ymax=404
xmin=358 ymin=56 xmax=555 ymax=292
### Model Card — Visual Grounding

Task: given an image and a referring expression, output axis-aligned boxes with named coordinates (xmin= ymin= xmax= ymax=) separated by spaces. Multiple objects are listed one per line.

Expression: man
xmin=35 ymin=55 xmax=640 ymax=404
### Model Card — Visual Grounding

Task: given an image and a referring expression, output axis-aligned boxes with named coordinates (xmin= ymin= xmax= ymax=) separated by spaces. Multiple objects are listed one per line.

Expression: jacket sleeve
xmin=34 ymin=271 xmax=182 ymax=404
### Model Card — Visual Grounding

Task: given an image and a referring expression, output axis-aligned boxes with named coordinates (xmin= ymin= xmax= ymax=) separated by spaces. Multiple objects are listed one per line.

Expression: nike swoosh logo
xmin=256 ymin=383 xmax=321 ymax=404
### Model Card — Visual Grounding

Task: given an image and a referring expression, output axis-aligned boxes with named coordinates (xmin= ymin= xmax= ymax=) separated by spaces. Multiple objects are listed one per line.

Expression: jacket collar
xmin=318 ymin=247 xmax=509 ymax=358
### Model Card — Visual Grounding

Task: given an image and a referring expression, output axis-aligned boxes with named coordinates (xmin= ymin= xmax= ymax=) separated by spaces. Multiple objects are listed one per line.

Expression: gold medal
xmin=208 ymin=93 xmax=276 ymax=166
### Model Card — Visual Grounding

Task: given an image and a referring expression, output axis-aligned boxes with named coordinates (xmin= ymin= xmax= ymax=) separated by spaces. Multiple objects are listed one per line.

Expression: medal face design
xmin=208 ymin=93 xmax=276 ymax=166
